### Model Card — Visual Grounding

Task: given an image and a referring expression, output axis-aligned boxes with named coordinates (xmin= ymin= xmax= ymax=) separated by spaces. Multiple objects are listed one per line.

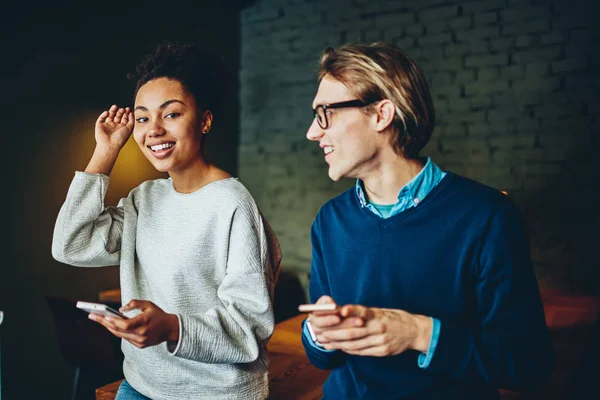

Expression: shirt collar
xmin=355 ymin=157 xmax=443 ymax=208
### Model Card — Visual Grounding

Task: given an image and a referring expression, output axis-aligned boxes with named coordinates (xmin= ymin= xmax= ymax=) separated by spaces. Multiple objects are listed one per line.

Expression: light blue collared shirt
xmin=355 ymin=156 xmax=446 ymax=219
xmin=304 ymin=157 xmax=446 ymax=368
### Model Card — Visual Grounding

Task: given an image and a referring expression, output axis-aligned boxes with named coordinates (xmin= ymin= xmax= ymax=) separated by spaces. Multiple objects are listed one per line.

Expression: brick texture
xmin=240 ymin=0 xmax=600 ymax=294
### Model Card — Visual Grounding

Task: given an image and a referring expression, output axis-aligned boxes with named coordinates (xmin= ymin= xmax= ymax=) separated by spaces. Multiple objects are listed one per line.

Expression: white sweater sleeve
xmin=169 ymin=202 xmax=277 ymax=364
xmin=52 ymin=172 xmax=124 ymax=267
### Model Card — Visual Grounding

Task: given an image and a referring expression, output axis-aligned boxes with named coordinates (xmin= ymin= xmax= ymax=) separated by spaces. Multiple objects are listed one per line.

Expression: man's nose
xmin=306 ymin=118 xmax=324 ymax=141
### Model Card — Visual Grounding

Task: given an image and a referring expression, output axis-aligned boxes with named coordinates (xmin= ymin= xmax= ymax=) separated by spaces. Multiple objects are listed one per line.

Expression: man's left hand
xmin=317 ymin=305 xmax=432 ymax=357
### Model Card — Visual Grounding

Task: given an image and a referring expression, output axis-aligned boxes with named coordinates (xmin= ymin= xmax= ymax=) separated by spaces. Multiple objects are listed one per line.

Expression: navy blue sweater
xmin=303 ymin=173 xmax=553 ymax=400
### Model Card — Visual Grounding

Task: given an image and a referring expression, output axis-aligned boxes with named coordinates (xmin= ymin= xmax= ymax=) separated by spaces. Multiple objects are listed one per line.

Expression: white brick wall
xmin=240 ymin=0 xmax=600 ymax=293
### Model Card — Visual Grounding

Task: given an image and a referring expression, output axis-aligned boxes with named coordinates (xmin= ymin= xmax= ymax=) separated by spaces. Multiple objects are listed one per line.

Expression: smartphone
xmin=298 ymin=303 xmax=338 ymax=313
xmin=76 ymin=301 xmax=128 ymax=319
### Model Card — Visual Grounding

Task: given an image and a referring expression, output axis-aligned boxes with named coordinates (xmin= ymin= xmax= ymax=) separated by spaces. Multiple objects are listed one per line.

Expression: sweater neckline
xmin=167 ymin=176 xmax=238 ymax=196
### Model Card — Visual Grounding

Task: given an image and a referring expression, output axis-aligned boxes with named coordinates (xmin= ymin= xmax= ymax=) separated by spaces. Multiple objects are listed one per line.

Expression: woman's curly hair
xmin=128 ymin=42 xmax=223 ymax=113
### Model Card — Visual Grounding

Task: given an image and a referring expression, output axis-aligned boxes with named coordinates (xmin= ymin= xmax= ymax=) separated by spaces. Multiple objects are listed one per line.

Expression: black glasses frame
xmin=313 ymin=99 xmax=376 ymax=129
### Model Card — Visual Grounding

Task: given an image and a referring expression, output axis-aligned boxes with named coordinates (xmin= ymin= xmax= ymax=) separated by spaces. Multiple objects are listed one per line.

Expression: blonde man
xmin=301 ymin=42 xmax=553 ymax=399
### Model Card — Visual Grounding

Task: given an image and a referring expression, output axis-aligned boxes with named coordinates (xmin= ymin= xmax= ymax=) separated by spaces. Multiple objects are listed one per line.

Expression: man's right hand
xmin=309 ymin=295 xmax=365 ymax=344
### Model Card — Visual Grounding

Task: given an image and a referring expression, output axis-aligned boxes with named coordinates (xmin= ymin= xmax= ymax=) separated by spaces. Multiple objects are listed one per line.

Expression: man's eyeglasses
xmin=313 ymin=99 xmax=377 ymax=129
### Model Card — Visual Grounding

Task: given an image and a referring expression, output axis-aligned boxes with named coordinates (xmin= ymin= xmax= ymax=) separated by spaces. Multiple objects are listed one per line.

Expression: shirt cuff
xmin=418 ymin=317 xmax=441 ymax=369
xmin=303 ymin=319 xmax=337 ymax=353
xmin=166 ymin=314 xmax=183 ymax=355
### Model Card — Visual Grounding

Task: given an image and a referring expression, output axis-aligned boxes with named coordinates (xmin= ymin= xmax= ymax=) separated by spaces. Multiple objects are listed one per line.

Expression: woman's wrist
xmin=167 ymin=314 xmax=180 ymax=343
xmin=84 ymin=145 xmax=120 ymax=175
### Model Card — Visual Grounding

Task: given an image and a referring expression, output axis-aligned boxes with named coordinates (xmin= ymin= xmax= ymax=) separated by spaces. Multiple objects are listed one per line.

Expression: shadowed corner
xmin=515 ymin=146 xmax=600 ymax=296
xmin=46 ymin=297 xmax=124 ymax=400
xmin=274 ymin=270 xmax=307 ymax=323
xmin=563 ymin=309 xmax=600 ymax=398
xmin=0 ymin=310 xmax=3 ymax=400
xmin=499 ymin=289 xmax=600 ymax=399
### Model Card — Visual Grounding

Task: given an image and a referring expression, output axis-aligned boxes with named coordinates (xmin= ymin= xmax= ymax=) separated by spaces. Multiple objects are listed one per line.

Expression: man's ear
xmin=374 ymin=100 xmax=396 ymax=132
xmin=201 ymin=110 xmax=213 ymax=134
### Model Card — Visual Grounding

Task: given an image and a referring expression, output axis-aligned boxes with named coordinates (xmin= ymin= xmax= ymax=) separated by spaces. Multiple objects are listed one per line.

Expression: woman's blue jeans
xmin=115 ymin=380 xmax=151 ymax=400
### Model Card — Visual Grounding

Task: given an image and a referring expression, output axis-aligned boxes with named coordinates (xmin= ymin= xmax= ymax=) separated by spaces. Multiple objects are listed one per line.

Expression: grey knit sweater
xmin=52 ymin=172 xmax=282 ymax=399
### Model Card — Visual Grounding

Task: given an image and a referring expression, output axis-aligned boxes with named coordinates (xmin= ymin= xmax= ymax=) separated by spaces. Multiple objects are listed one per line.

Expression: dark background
xmin=0 ymin=1 xmax=246 ymax=399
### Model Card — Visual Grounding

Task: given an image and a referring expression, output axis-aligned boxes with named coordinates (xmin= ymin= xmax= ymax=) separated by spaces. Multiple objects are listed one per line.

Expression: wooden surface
xmin=97 ymin=288 xmax=600 ymax=399
xmin=266 ymin=313 xmax=307 ymax=356
xmin=268 ymin=315 xmax=329 ymax=399
xmin=96 ymin=379 xmax=121 ymax=400
xmin=98 ymin=289 xmax=121 ymax=304
xmin=96 ymin=314 xmax=328 ymax=400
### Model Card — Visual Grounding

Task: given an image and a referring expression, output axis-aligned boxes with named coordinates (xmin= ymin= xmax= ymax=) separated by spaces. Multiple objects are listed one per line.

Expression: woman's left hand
xmin=89 ymin=300 xmax=180 ymax=349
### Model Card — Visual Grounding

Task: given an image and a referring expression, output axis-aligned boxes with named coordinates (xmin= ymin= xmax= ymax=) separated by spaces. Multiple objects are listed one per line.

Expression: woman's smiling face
xmin=132 ymin=77 xmax=207 ymax=174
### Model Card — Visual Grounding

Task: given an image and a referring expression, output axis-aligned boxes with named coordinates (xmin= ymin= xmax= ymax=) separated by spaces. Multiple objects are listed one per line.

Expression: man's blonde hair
xmin=319 ymin=42 xmax=435 ymax=159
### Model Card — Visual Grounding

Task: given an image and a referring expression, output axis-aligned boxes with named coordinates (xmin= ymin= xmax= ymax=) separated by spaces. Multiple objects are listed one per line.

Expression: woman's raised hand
xmin=95 ymin=104 xmax=134 ymax=150
xmin=85 ymin=105 xmax=135 ymax=175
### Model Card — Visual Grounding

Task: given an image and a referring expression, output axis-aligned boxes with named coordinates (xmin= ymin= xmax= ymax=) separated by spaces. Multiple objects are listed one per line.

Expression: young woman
xmin=52 ymin=43 xmax=282 ymax=400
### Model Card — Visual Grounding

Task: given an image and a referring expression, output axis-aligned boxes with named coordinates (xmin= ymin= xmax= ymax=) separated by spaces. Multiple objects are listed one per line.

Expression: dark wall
xmin=239 ymin=0 xmax=600 ymax=294
xmin=0 ymin=2 xmax=242 ymax=399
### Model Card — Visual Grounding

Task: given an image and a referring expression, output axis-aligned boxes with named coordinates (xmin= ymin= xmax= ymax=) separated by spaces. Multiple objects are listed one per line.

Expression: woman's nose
xmin=147 ymin=120 xmax=166 ymax=137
